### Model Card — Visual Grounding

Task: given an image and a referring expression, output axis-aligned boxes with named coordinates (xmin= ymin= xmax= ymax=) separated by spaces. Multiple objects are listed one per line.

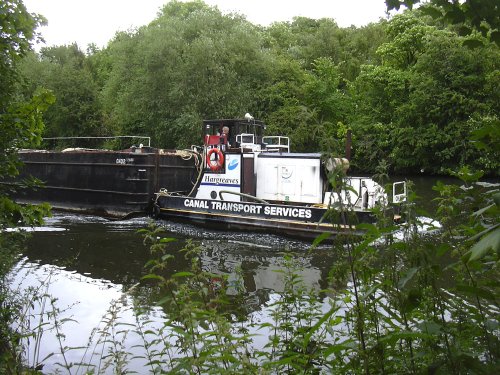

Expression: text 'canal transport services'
xmin=183 ymin=199 xmax=312 ymax=219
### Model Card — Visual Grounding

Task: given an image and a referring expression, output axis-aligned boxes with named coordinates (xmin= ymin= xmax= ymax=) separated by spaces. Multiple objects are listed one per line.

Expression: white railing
xmin=235 ymin=133 xmax=262 ymax=152
xmin=236 ymin=133 xmax=255 ymax=146
xmin=231 ymin=134 xmax=291 ymax=153
xmin=392 ymin=181 xmax=407 ymax=203
xmin=262 ymin=136 xmax=290 ymax=153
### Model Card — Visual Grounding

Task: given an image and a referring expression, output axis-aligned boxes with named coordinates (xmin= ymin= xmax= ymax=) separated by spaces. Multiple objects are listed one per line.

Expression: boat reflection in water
xmin=12 ymin=213 xmax=336 ymax=373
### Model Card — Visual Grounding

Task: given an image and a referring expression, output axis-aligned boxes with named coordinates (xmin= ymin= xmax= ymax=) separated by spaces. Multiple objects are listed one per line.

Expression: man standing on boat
xmin=222 ymin=126 xmax=230 ymax=148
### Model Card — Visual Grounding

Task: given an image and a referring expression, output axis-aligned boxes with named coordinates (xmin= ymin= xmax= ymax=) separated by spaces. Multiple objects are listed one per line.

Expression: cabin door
xmin=241 ymin=154 xmax=255 ymax=197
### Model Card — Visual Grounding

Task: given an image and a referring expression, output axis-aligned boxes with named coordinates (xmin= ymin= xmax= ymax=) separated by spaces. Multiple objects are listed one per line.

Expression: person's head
xmin=222 ymin=126 xmax=229 ymax=135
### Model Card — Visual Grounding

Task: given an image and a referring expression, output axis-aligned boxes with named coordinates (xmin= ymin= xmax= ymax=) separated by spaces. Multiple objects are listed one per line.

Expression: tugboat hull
xmin=152 ymin=118 xmax=405 ymax=242
xmin=154 ymin=195 xmax=376 ymax=241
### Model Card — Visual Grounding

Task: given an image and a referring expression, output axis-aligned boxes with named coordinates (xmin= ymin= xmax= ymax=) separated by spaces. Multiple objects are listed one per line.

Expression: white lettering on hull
xmin=182 ymin=199 xmax=312 ymax=220
xmin=264 ymin=206 xmax=312 ymax=219
xmin=183 ymin=199 xmax=209 ymax=209
xmin=210 ymin=201 xmax=263 ymax=215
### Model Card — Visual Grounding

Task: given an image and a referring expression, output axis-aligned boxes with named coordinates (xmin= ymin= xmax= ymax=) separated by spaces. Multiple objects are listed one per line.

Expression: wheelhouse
xmin=203 ymin=118 xmax=266 ymax=148
xmin=203 ymin=118 xmax=289 ymax=153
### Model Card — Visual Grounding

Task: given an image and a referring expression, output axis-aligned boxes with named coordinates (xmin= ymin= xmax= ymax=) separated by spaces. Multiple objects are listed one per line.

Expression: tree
xmin=385 ymin=0 xmax=500 ymax=46
xmin=256 ymin=56 xmax=316 ymax=152
xmin=1 ymin=4 xmax=53 ymax=369
xmin=1 ymin=0 xmax=43 ymax=104
xmin=351 ymin=12 xmax=499 ymax=174
xmin=100 ymin=0 xmax=272 ymax=148
xmin=19 ymin=44 xmax=104 ymax=140
xmin=0 ymin=0 xmax=52 ymax=232
xmin=263 ymin=17 xmax=387 ymax=80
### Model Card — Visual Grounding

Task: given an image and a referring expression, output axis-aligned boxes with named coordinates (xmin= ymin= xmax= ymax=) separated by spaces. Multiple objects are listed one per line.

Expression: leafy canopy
xmin=0 ymin=0 xmax=52 ymax=231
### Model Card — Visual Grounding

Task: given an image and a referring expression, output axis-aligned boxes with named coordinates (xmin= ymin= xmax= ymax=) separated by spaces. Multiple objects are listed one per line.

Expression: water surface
xmin=11 ymin=176 xmax=451 ymax=372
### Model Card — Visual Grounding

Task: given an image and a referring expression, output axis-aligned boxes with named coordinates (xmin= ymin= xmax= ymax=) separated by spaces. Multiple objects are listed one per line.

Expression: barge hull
xmin=7 ymin=150 xmax=198 ymax=218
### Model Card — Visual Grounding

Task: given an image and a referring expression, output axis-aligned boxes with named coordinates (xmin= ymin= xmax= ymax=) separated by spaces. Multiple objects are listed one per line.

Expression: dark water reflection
xmin=15 ymin=213 xmax=336 ymax=373
xmin=11 ymin=176 xmax=454 ymax=372
xmin=23 ymin=216 xmax=149 ymax=287
xmin=22 ymin=214 xmax=329 ymax=291
xmin=21 ymin=213 xmax=336 ymax=313
xmin=21 ymin=176 xmax=453 ymax=292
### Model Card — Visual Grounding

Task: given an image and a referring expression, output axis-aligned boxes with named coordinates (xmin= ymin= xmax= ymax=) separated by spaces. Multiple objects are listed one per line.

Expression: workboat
xmin=153 ymin=116 xmax=407 ymax=241
xmin=6 ymin=136 xmax=198 ymax=218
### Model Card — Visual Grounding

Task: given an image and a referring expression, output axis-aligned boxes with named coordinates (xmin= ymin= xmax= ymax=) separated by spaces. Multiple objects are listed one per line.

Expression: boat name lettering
xmin=203 ymin=175 xmax=239 ymax=185
xmin=264 ymin=206 xmax=312 ymax=219
xmin=184 ymin=199 xmax=209 ymax=209
xmin=211 ymin=201 xmax=263 ymax=214
xmin=116 ymin=158 xmax=135 ymax=164
xmin=182 ymin=199 xmax=312 ymax=219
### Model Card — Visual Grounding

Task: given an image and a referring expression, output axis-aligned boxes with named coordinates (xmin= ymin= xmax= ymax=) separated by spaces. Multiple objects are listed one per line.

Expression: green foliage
xmin=19 ymin=45 xmax=105 ymax=138
xmin=386 ymin=0 xmax=500 ymax=46
xmin=100 ymin=0 xmax=271 ymax=148
xmin=305 ymin=169 xmax=499 ymax=374
xmin=138 ymin=223 xmax=259 ymax=374
xmin=258 ymin=56 xmax=354 ymax=153
xmin=0 ymin=0 xmax=45 ymax=108
xmin=263 ymin=17 xmax=386 ymax=78
xmin=1 ymin=1 xmax=53 ymax=371
xmin=0 ymin=90 xmax=53 ymax=231
xmin=258 ymin=56 xmax=315 ymax=152
xmin=377 ymin=12 xmax=432 ymax=68
xmin=0 ymin=0 xmax=53 ymax=233
xmin=258 ymin=256 xmax=337 ymax=373
xmin=351 ymin=12 xmax=500 ymax=174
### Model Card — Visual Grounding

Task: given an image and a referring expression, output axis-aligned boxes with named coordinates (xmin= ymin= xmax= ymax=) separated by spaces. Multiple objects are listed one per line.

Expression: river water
xmin=8 ymin=176 xmax=453 ymax=373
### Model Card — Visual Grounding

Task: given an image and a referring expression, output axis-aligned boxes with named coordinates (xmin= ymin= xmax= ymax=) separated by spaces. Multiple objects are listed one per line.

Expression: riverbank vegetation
xmin=0 ymin=1 xmax=52 ymax=371
xmin=130 ymin=167 xmax=498 ymax=374
xmin=2 ymin=168 xmax=497 ymax=374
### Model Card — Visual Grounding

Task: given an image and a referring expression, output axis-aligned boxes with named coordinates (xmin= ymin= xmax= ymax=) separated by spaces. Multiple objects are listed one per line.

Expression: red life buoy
xmin=206 ymin=148 xmax=224 ymax=171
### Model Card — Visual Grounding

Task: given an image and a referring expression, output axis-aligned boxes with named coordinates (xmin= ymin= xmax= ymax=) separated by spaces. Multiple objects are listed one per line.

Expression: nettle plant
xmin=138 ymin=222 xmax=347 ymax=374
xmin=325 ymin=166 xmax=498 ymax=374
xmin=134 ymin=167 xmax=498 ymax=374
xmin=3 ymin=169 xmax=497 ymax=374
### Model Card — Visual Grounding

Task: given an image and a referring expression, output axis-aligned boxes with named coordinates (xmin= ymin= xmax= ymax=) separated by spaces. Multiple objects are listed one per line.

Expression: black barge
xmin=10 ymin=143 xmax=199 ymax=218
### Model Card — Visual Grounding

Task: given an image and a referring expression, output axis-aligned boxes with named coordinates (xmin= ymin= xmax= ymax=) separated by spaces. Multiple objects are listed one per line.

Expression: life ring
xmin=206 ymin=148 xmax=224 ymax=171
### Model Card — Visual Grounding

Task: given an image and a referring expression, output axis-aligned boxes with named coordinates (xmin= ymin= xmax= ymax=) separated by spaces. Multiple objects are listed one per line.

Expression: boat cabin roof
xmin=203 ymin=118 xmax=266 ymax=136
xmin=202 ymin=118 xmax=289 ymax=151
